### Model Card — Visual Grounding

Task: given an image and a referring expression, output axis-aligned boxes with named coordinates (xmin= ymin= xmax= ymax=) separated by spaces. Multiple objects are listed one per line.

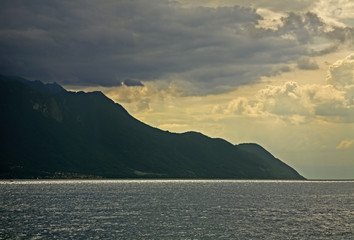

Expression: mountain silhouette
xmin=0 ymin=75 xmax=304 ymax=179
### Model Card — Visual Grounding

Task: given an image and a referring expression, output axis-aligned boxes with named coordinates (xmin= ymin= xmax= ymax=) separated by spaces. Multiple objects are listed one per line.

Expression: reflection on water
xmin=1 ymin=180 xmax=353 ymax=239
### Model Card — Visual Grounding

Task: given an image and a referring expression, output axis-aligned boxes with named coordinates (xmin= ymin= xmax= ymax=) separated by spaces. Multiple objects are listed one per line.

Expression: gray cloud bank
xmin=0 ymin=0 xmax=353 ymax=94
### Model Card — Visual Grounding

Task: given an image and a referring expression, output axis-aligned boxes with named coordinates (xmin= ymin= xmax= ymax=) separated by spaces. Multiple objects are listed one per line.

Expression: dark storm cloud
xmin=0 ymin=0 xmax=352 ymax=94
xmin=297 ymin=57 xmax=319 ymax=70
xmin=122 ymin=79 xmax=144 ymax=87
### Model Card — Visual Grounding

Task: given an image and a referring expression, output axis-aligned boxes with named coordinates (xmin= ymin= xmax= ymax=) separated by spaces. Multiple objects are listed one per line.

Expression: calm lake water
xmin=0 ymin=180 xmax=353 ymax=239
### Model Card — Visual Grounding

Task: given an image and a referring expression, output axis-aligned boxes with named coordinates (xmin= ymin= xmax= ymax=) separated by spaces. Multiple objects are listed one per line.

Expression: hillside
xmin=0 ymin=75 xmax=305 ymax=179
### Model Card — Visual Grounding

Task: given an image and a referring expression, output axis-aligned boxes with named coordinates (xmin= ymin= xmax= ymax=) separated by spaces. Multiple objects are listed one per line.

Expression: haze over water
xmin=1 ymin=180 xmax=353 ymax=239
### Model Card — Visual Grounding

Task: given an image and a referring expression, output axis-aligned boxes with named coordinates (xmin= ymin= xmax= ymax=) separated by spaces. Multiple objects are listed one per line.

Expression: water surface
xmin=1 ymin=180 xmax=353 ymax=239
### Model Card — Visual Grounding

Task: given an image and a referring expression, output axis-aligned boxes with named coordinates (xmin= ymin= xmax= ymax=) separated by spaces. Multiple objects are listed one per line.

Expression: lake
xmin=0 ymin=180 xmax=353 ymax=239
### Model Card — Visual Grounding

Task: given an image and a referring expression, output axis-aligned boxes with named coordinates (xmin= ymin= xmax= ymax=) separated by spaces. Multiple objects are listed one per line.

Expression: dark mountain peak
xmin=181 ymin=131 xmax=207 ymax=138
xmin=91 ymin=90 xmax=105 ymax=95
xmin=32 ymin=81 xmax=66 ymax=95
xmin=0 ymin=74 xmax=29 ymax=83
xmin=181 ymin=131 xmax=236 ymax=148
xmin=73 ymin=89 xmax=109 ymax=99
xmin=47 ymin=82 xmax=66 ymax=94
xmin=78 ymin=90 xmax=110 ymax=102
xmin=0 ymin=76 xmax=305 ymax=180
xmin=0 ymin=74 xmax=66 ymax=95
xmin=85 ymin=90 xmax=105 ymax=96
xmin=236 ymin=143 xmax=276 ymax=160
xmin=72 ymin=90 xmax=129 ymax=115
xmin=237 ymin=142 xmax=270 ymax=152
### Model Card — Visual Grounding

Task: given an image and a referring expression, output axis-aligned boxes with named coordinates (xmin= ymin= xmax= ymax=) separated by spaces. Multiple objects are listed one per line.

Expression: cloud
xmin=336 ymin=139 xmax=354 ymax=150
xmin=226 ymin=97 xmax=260 ymax=115
xmin=178 ymin=0 xmax=316 ymax=12
xmin=0 ymin=0 xmax=264 ymax=90
xmin=0 ymin=1 xmax=353 ymax=95
xmin=259 ymin=81 xmax=310 ymax=116
xmin=275 ymin=11 xmax=354 ymax=55
xmin=297 ymin=57 xmax=319 ymax=70
xmin=122 ymin=79 xmax=144 ymax=87
xmin=217 ymin=55 xmax=354 ymax=123
xmin=312 ymin=0 xmax=354 ymax=27
xmin=327 ymin=54 xmax=354 ymax=88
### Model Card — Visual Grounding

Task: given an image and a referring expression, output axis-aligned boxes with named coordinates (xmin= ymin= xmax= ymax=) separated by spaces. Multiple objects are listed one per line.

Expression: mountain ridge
xmin=0 ymin=75 xmax=305 ymax=179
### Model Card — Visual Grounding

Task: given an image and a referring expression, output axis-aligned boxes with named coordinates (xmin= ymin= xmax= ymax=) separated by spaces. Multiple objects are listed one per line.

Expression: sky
xmin=1 ymin=0 xmax=353 ymax=179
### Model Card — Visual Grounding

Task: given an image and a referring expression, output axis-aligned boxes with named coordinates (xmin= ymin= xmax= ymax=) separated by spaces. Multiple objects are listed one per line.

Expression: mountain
xmin=0 ymin=75 xmax=305 ymax=179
